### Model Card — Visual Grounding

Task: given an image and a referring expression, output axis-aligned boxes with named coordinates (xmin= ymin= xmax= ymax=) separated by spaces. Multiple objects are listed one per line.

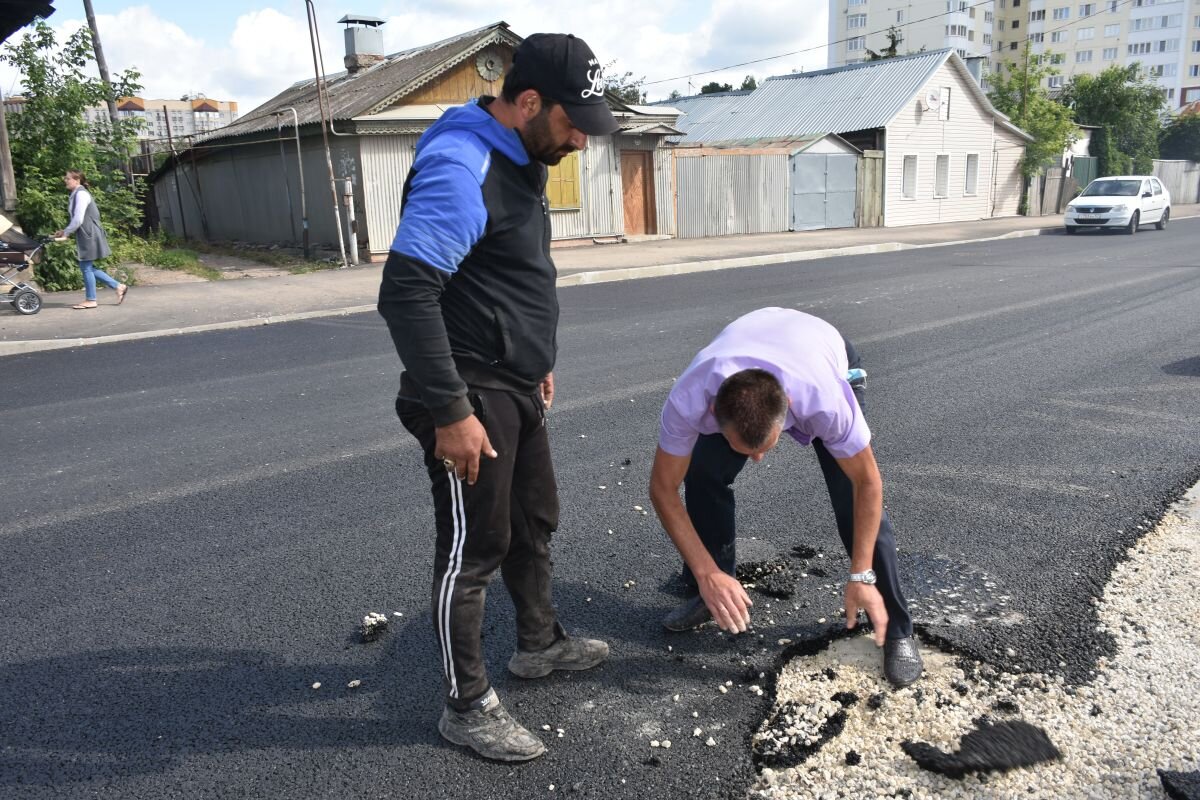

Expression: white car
xmin=1063 ymin=175 xmax=1171 ymax=235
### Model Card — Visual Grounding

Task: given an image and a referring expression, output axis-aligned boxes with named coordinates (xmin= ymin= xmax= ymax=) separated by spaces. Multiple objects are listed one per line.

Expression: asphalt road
xmin=2 ymin=222 xmax=1199 ymax=799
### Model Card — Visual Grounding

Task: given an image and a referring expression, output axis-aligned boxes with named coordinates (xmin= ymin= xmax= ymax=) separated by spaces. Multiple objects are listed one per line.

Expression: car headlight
xmin=1109 ymin=204 xmax=1129 ymax=213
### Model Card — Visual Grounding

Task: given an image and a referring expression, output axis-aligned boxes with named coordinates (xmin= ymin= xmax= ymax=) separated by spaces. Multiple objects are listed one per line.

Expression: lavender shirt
xmin=658 ymin=308 xmax=870 ymax=459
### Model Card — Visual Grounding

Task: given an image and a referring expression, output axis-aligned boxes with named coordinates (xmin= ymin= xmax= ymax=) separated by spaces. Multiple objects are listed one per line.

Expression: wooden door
xmin=620 ymin=151 xmax=656 ymax=235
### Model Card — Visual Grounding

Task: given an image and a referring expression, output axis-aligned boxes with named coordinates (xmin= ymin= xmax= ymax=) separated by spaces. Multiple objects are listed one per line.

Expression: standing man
xmin=648 ymin=307 xmax=924 ymax=688
xmin=378 ymin=34 xmax=618 ymax=761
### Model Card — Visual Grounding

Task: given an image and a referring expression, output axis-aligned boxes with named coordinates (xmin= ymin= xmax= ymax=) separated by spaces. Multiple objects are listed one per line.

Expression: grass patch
xmin=287 ymin=260 xmax=343 ymax=275
xmin=147 ymin=247 xmax=222 ymax=281
xmin=187 ymin=240 xmax=304 ymax=267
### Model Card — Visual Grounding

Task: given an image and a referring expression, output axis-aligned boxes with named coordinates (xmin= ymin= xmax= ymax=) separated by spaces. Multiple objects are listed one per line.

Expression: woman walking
xmin=55 ymin=170 xmax=126 ymax=310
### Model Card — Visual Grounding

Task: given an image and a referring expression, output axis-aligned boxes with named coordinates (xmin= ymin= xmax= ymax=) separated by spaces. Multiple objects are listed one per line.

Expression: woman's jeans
xmin=80 ymin=260 xmax=120 ymax=301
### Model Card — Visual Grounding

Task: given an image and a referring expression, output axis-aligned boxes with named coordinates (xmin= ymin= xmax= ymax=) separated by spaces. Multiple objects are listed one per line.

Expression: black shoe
xmin=662 ymin=595 xmax=713 ymax=632
xmin=438 ymin=689 xmax=546 ymax=762
xmin=884 ymin=636 xmax=924 ymax=687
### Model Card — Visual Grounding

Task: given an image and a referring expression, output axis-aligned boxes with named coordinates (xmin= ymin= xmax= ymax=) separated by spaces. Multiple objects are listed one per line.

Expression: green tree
xmin=1060 ymin=64 xmax=1165 ymax=173
xmin=667 ymin=89 xmax=683 ymax=101
xmin=865 ymin=26 xmax=903 ymax=61
xmin=2 ymin=20 xmax=144 ymax=289
xmin=602 ymin=61 xmax=646 ymax=104
xmin=1158 ymin=112 xmax=1200 ymax=161
xmin=699 ymin=81 xmax=734 ymax=94
xmin=987 ymin=46 xmax=1076 ymax=179
xmin=739 ymin=75 xmax=757 ymax=91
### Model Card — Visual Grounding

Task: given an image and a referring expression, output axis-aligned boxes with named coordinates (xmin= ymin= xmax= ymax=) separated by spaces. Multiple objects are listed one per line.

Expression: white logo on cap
xmin=581 ymin=57 xmax=604 ymax=99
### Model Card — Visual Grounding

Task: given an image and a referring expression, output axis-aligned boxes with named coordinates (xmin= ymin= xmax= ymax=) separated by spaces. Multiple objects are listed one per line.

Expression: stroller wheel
xmin=13 ymin=288 xmax=42 ymax=315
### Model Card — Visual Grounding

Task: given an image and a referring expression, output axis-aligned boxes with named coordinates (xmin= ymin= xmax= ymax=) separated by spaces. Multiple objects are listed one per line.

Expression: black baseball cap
xmin=506 ymin=33 xmax=620 ymax=136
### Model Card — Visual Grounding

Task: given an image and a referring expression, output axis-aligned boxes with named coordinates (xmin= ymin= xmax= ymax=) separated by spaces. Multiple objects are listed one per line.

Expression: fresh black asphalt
xmin=2 ymin=222 xmax=1198 ymax=799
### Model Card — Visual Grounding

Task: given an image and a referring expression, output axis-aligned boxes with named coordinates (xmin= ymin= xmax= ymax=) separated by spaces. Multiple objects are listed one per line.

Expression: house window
xmin=1190 ymin=64 xmax=1200 ymax=76
xmin=1030 ymin=9 xmax=1046 ymax=20
xmin=849 ymin=0 xmax=867 ymax=5
xmin=1108 ymin=0 xmax=1118 ymax=9
xmin=847 ymin=36 xmax=866 ymax=50
xmin=934 ymin=155 xmax=950 ymax=198
xmin=1051 ymin=30 xmax=1067 ymax=42
xmin=1079 ymin=3 xmax=1095 ymax=16
xmin=1030 ymin=32 xmax=1044 ymax=41
xmin=848 ymin=13 xmax=868 ymax=28
xmin=897 ymin=9 xmax=905 ymax=22
xmin=1194 ymin=39 xmax=1200 ymax=51
xmin=546 ymin=151 xmax=581 ymax=209
xmin=985 ymin=10 xmax=993 ymax=21
xmin=984 ymin=33 xmax=994 ymax=44
xmin=902 ymin=155 xmax=918 ymax=199
xmin=1156 ymin=38 xmax=1180 ymax=51
xmin=1128 ymin=41 xmax=1151 ymax=53
xmin=1012 ymin=19 xmax=1021 ymax=29
xmin=964 ymin=153 xmax=979 ymax=195
xmin=1196 ymin=14 xmax=1200 ymax=27
xmin=947 ymin=24 xmax=969 ymax=36
xmin=1104 ymin=23 xmax=1120 ymax=36
xmin=1103 ymin=46 xmax=1119 ymax=58
xmin=1051 ymin=52 xmax=1067 ymax=63
xmin=1048 ymin=75 xmax=1065 ymax=87
xmin=1053 ymin=7 xmax=1070 ymax=20
xmin=1010 ymin=41 xmax=1019 ymax=49
xmin=1078 ymin=27 xmax=1095 ymax=39
xmin=1076 ymin=49 xmax=1094 ymax=61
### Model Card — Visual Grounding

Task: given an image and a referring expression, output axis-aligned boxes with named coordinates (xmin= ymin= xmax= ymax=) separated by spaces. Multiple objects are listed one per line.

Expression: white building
xmin=829 ymin=0 xmax=1200 ymax=108
xmin=83 ymin=96 xmax=239 ymax=140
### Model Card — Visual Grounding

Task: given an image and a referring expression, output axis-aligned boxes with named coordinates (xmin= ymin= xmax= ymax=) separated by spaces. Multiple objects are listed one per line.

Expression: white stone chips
xmin=754 ymin=489 xmax=1200 ymax=798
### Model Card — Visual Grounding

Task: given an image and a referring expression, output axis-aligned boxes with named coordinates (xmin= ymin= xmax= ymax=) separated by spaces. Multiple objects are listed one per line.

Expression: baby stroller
xmin=0 ymin=215 xmax=45 ymax=315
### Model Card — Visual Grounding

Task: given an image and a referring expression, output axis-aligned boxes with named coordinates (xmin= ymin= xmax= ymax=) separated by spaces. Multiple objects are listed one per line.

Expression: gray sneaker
xmin=884 ymin=636 xmax=924 ymax=687
xmin=662 ymin=595 xmax=713 ymax=632
xmin=437 ymin=689 xmax=546 ymax=762
xmin=508 ymin=636 xmax=609 ymax=679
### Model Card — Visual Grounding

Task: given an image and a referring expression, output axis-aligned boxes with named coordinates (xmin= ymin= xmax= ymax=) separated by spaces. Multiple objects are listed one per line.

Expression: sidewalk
xmin=3 ymin=208 xmax=1196 ymax=357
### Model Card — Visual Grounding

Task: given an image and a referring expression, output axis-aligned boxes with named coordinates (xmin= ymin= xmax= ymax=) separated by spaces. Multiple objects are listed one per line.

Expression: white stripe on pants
xmin=437 ymin=472 xmax=468 ymax=698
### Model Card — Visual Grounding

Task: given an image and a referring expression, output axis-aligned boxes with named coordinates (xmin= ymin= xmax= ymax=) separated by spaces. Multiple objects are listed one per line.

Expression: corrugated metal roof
xmin=201 ymin=22 xmax=519 ymax=143
xmin=658 ymin=50 xmax=1031 ymax=144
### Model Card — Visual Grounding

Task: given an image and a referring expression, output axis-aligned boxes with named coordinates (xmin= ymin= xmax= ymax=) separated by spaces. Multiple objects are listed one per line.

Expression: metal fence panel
xmin=674 ymin=153 xmax=789 ymax=239
xmin=1152 ymin=160 xmax=1200 ymax=205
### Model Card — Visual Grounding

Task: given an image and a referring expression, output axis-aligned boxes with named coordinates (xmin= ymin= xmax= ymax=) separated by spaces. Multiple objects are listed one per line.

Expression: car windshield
xmin=1081 ymin=180 xmax=1142 ymax=197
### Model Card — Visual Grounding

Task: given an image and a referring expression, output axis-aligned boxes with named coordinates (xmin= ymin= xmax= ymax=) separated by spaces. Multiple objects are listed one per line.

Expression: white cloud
xmin=1 ymin=1 xmax=829 ymax=111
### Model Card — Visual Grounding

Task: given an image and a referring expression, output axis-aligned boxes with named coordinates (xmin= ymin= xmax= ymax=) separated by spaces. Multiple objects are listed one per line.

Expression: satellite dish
xmin=923 ymin=87 xmax=942 ymax=110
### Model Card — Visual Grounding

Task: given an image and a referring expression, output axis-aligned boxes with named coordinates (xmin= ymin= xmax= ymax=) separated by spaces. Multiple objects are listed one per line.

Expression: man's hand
xmin=845 ymin=581 xmax=888 ymax=646
xmin=697 ymin=571 xmax=753 ymax=634
xmin=435 ymin=414 xmax=497 ymax=485
xmin=540 ymin=372 xmax=555 ymax=409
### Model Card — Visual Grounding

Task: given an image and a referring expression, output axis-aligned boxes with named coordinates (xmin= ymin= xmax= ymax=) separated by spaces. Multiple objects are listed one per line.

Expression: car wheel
xmin=1125 ymin=211 xmax=1139 ymax=235
xmin=1156 ymin=207 xmax=1169 ymax=231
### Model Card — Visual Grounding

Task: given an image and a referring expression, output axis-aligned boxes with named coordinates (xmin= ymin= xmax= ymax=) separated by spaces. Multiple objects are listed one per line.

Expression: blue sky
xmin=3 ymin=1 xmax=831 ymax=111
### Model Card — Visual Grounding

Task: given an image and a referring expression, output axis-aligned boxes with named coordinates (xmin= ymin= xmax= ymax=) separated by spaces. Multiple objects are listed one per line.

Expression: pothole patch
xmin=751 ymin=499 xmax=1200 ymax=798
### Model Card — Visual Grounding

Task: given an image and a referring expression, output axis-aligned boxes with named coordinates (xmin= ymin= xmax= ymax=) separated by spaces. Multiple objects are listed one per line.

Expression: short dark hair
xmin=500 ymin=72 xmax=559 ymax=110
xmin=714 ymin=369 xmax=788 ymax=449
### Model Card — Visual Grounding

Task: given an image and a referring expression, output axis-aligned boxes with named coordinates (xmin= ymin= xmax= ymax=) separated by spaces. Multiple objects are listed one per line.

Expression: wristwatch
xmin=848 ymin=569 xmax=877 ymax=585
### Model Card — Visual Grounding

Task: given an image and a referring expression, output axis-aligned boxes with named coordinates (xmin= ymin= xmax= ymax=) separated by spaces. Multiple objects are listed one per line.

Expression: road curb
xmin=556 ymin=227 xmax=1056 ymax=287
xmin=5 ymin=218 xmax=1195 ymax=357
xmin=0 ymin=305 xmax=378 ymax=357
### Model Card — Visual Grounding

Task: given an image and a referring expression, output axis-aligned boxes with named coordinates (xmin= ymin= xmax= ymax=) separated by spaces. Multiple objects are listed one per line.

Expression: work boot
xmin=437 ymin=688 xmax=546 ymax=762
xmin=883 ymin=636 xmax=924 ymax=687
xmin=508 ymin=635 xmax=609 ymax=679
xmin=662 ymin=595 xmax=713 ymax=632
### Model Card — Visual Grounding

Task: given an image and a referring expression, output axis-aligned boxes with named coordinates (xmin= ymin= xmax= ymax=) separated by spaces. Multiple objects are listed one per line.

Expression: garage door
xmin=790 ymin=153 xmax=858 ymax=231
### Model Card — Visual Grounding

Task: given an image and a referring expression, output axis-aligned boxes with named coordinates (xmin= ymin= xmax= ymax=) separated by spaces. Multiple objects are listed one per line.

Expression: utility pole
xmin=0 ymin=87 xmax=17 ymax=212
xmin=83 ymin=0 xmax=119 ymax=128
xmin=83 ymin=0 xmax=132 ymax=185
xmin=163 ymin=106 xmax=188 ymax=240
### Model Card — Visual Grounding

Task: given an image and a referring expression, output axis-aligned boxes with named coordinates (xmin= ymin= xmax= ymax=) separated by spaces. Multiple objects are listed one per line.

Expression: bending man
xmin=648 ymin=307 xmax=923 ymax=687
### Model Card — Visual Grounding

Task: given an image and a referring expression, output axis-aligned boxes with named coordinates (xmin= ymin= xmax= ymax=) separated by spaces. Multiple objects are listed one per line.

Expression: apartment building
xmin=828 ymin=0 xmax=998 ymax=67
xmin=829 ymin=0 xmax=1200 ymax=107
xmin=82 ymin=96 xmax=239 ymax=140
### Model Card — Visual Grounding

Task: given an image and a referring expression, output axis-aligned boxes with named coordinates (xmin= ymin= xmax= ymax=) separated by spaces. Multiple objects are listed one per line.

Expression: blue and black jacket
xmin=378 ymin=98 xmax=557 ymax=427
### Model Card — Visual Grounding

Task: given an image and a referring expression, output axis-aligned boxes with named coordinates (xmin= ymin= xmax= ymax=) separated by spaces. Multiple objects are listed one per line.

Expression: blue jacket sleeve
xmin=378 ymin=153 xmax=489 ymax=426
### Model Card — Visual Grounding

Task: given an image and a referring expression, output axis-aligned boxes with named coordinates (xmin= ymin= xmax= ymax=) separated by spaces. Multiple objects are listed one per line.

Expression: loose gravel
xmin=752 ymin=485 xmax=1200 ymax=799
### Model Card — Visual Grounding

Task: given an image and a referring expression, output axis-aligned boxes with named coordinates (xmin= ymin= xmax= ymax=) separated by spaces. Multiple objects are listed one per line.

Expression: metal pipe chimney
xmin=339 ymin=14 xmax=386 ymax=75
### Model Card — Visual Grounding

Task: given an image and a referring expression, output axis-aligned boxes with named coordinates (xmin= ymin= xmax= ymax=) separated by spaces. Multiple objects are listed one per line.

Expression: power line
xmin=642 ymin=0 xmax=998 ymax=87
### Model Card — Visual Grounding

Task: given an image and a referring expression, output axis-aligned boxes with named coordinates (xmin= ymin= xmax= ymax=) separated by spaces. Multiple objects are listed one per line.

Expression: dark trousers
xmin=680 ymin=343 xmax=914 ymax=640
xmin=398 ymin=387 xmax=563 ymax=710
